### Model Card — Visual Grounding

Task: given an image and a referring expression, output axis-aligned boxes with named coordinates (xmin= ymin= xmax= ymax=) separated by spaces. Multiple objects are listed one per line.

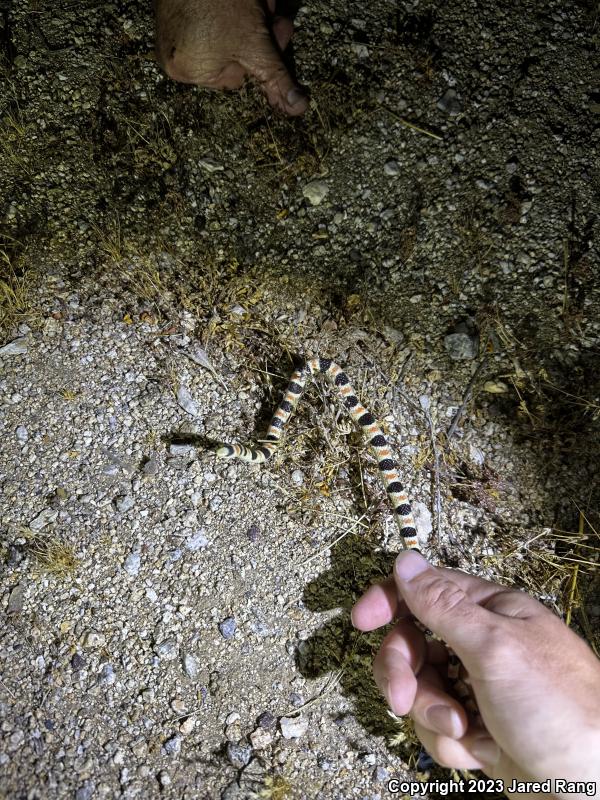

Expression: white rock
xmin=280 ymin=715 xmax=309 ymax=739
xmin=177 ymin=386 xmax=199 ymax=417
xmin=413 ymin=501 xmax=433 ymax=538
xmin=0 ymin=337 xmax=28 ymax=356
xmin=124 ymin=552 xmax=141 ymax=576
xmin=302 ymin=180 xmax=329 ymax=206
xmin=198 ymin=157 xmax=224 ymax=173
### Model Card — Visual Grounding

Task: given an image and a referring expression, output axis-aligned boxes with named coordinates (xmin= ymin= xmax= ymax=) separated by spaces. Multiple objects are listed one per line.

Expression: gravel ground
xmin=1 ymin=1 xmax=599 ymax=798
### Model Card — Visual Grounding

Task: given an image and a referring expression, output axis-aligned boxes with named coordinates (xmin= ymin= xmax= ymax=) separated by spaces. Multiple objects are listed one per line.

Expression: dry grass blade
xmin=20 ymin=527 xmax=78 ymax=577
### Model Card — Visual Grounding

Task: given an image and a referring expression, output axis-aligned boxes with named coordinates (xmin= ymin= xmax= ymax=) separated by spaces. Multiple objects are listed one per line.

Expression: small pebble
xmin=15 ymin=425 xmax=28 ymax=443
xmin=291 ymin=469 xmax=304 ymax=486
xmin=302 ymin=180 xmax=329 ymax=206
xmin=226 ymin=742 xmax=252 ymax=769
xmin=183 ymin=653 xmax=199 ymax=679
xmin=483 ymin=380 xmax=509 ymax=394
xmin=279 ymin=716 xmax=308 ymax=739
xmin=155 ymin=639 xmax=178 ymax=660
xmin=250 ymin=727 xmax=272 ymax=750
xmin=219 ymin=617 xmax=236 ymax=640
xmin=0 ymin=337 xmax=28 ymax=356
xmin=164 ymin=734 xmax=182 ymax=755
xmin=177 ymin=385 xmax=200 ymax=417
xmin=123 ymin=553 xmax=141 ymax=576
xmin=115 ymin=494 xmax=135 ymax=513
xmin=198 ymin=157 xmax=224 ymax=173
xmin=383 ymin=160 xmax=400 ymax=176
xmin=83 ymin=631 xmax=106 ymax=648
xmin=437 ymin=88 xmax=463 ymax=115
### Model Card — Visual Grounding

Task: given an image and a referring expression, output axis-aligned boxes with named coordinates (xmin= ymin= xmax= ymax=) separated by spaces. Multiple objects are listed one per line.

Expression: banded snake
xmin=215 ymin=357 xmax=478 ymax=716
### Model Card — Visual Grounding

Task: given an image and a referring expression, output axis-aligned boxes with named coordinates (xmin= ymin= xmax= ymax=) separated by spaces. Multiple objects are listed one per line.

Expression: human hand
xmin=155 ymin=0 xmax=308 ymax=115
xmin=352 ymin=551 xmax=600 ymax=798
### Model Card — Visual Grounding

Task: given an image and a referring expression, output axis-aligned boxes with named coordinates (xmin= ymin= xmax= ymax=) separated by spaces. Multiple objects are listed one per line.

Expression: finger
xmin=394 ymin=552 xmax=508 ymax=653
xmin=411 ymin=664 xmax=468 ymax=739
xmin=372 ymin=620 xmax=426 ymax=716
xmin=413 ymin=722 xmax=501 ymax=771
xmin=272 ymin=16 xmax=294 ymax=51
xmin=238 ymin=27 xmax=308 ymax=115
xmin=351 ymin=578 xmax=404 ymax=631
xmin=352 ymin=564 xmax=527 ymax=632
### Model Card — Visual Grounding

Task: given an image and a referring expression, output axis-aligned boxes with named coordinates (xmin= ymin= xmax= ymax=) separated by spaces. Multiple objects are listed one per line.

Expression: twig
xmin=380 ymin=104 xmax=443 ymax=141
xmin=423 ymin=403 xmax=443 ymax=542
xmin=446 ymin=355 xmax=489 ymax=441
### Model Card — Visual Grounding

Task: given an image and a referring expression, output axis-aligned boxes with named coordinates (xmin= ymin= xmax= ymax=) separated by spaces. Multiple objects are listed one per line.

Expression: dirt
xmin=1 ymin=1 xmax=599 ymax=798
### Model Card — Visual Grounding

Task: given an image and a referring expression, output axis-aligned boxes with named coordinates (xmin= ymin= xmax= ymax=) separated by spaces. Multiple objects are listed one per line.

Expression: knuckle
xmin=420 ymin=576 xmax=467 ymax=617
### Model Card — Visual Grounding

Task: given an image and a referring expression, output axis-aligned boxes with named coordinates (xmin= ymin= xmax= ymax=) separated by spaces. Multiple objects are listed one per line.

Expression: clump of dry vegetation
xmin=20 ymin=527 xmax=78 ymax=578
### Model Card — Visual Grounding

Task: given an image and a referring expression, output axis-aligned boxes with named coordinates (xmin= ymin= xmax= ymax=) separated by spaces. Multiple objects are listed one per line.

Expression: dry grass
xmin=21 ymin=528 xmax=78 ymax=578
xmin=0 ymin=244 xmax=33 ymax=338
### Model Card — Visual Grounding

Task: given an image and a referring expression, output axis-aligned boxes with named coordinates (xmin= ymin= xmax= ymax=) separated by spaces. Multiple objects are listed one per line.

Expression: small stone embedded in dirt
xmin=280 ymin=715 xmax=309 ymax=739
xmin=198 ymin=157 xmax=224 ymax=173
xmin=291 ymin=469 xmax=304 ymax=486
xmin=219 ymin=617 xmax=236 ymax=640
xmin=302 ymin=180 xmax=329 ymax=206
xmin=29 ymin=508 xmax=58 ymax=531
xmin=257 ymin=711 xmax=276 ymax=729
xmin=7 ymin=583 xmax=25 ymax=614
xmin=99 ymin=664 xmax=116 ymax=685
xmin=483 ymin=380 xmax=510 ymax=394
xmin=250 ymin=727 xmax=272 ymax=750
xmin=183 ymin=653 xmax=199 ymax=679
xmin=163 ymin=734 xmax=182 ymax=755
xmin=71 ymin=652 xmax=85 ymax=671
xmin=226 ymin=742 xmax=252 ymax=769
xmin=15 ymin=426 xmax=28 ymax=443
xmin=444 ymin=321 xmax=480 ymax=360
xmin=155 ymin=639 xmax=178 ymax=660
xmin=246 ymin=524 xmax=260 ymax=542
xmin=384 ymin=160 xmax=400 ymax=176
xmin=115 ymin=494 xmax=134 ymax=513
xmin=412 ymin=501 xmax=433 ymax=538
xmin=83 ymin=631 xmax=106 ymax=648
xmin=0 ymin=338 xmax=28 ymax=356
xmin=437 ymin=87 xmax=463 ymax=115
xmin=177 ymin=385 xmax=200 ymax=417
xmin=123 ymin=552 xmax=141 ymax=575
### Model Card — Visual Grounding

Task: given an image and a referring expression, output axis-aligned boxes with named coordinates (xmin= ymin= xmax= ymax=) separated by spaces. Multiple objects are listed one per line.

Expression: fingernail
xmin=395 ymin=550 xmax=429 ymax=582
xmin=287 ymin=87 xmax=306 ymax=106
xmin=425 ymin=704 xmax=461 ymax=738
xmin=471 ymin=736 xmax=501 ymax=765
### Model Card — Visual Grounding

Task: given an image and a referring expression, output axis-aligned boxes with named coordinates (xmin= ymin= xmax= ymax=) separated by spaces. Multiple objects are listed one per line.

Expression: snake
xmin=215 ymin=356 xmax=478 ymax=715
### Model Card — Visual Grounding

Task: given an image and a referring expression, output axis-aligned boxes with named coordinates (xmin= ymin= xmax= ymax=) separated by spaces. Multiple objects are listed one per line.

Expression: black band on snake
xmin=215 ymin=357 xmax=478 ymax=716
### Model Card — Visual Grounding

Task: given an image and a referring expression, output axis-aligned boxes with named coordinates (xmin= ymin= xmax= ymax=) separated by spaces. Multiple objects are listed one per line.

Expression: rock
xmin=115 ymin=494 xmax=134 ymax=513
xmin=302 ymin=180 xmax=329 ymax=206
xmin=123 ymin=552 xmax=141 ymax=576
xmin=226 ymin=742 xmax=252 ymax=769
xmin=15 ymin=426 xmax=28 ymax=443
xmin=219 ymin=617 xmax=236 ymax=640
xmin=164 ymin=734 xmax=182 ymax=755
xmin=257 ymin=711 xmax=276 ymax=729
xmin=177 ymin=385 xmax=200 ymax=417
xmin=180 ymin=716 xmax=196 ymax=735
xmin=291 ymin=469 xmax=304 ymax=486
xmin=83 ymin=631 xmax=106 ymax=648
xmin=99 ymin=664 xmax=116 ymax=685
xmin=198 ymin=157 xmax=224 ymax=173
xmin=155 ymin=639 xmax=178 ymax=660
xmin=483 ymin=380 xmax=509 ymax=394
xmin=250 ymin=727 xmax=272 ymax=750
xmin=412 ymin=501 xmax=433 ymax=538
xmin=183 ymin=653 xmax=199 ymax=679
xmin=246 ymin=524 xmax=260 ymax=542
xmin=279 ymin=715 xmax=308 ymax=739
xmin=71 ymin=652 xmax=86 ymax=671
xmin=7 ymin=583 xmax=25 ymax=614
xmin=383 ymin=160 xmax=400 ymax=176
xmin=437 ymin=88 xmax=463 ymax=115
xmin=158 ymin=770 xmax=172 ymax=787
xmin=0 ymin=337 xmax=28 ymax=356
xmin=444 ymin=321 xmax=479 ymax=360
xmin=169 ymin=444 xmax=193 ymax=456
xmin=29 ymin=508 xmax=58 ymax=531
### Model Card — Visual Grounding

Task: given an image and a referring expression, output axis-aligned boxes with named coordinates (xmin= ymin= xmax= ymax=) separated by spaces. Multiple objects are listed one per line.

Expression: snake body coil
xmin=216 ymin=357 xmax=418 ymax=550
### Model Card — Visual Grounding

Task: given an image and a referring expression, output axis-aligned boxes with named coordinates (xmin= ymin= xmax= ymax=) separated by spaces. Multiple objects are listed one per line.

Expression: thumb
xmin=394 ymin=551 xmax=492 ymax=656
xmin=238 ymin=25 xmax=308 ymax=116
